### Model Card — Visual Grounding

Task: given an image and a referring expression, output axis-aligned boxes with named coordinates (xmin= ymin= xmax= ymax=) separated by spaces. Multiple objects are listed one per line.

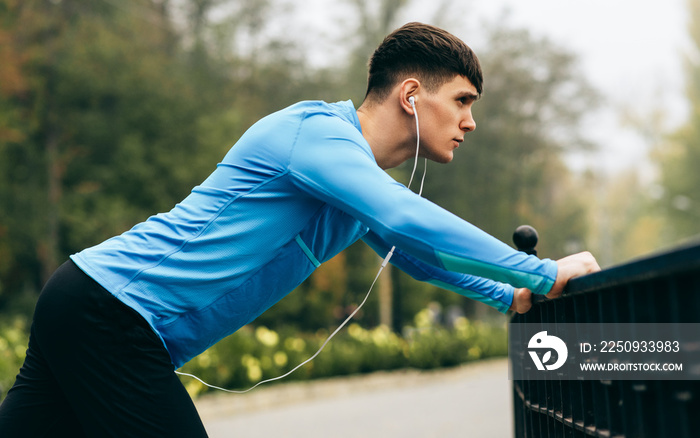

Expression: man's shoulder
xmin=225 ymin=99 xmax=366 ymax=165
xmin=286 ymin=100 xmax=358 ymax=125
xmin=249 ymin=100 xmax=358 ymax=136
xmin=293 ymin=100 xmax=362 ymax=139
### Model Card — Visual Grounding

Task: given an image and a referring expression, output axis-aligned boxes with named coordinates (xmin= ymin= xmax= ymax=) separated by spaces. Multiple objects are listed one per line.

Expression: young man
xmin=0 ymin=22 xmax=599 ymax=437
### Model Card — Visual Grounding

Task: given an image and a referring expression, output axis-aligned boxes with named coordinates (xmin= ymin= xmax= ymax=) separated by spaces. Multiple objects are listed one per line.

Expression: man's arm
xmin=289 ymin=111 xmax=558 ymax=294
xmin=362 ymin=231 xmax=515 ymax=313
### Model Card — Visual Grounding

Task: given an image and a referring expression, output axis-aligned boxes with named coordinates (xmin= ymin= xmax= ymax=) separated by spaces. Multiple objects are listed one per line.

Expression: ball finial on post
xmin=513 ymin=225 xmax=538 ymax=256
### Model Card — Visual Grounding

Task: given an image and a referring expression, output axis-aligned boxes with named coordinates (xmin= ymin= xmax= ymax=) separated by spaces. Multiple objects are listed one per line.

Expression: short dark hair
xmin=365 ymin=22 xmax=483 ymax=102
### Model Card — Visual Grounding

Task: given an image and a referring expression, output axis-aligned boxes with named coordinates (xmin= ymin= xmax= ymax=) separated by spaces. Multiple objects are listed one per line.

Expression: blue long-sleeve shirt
xmin=71 ymin=100 xmax=557 ymax=368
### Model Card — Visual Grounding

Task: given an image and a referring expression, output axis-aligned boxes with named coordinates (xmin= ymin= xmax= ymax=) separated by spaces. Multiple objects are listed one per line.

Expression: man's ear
xmin=399 ymin=78 xmax=420 ymax=115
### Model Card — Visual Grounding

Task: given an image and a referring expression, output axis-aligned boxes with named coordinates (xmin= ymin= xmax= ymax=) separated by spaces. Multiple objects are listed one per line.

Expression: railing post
xmin=510 ymin=235 xmax=700 ymax=438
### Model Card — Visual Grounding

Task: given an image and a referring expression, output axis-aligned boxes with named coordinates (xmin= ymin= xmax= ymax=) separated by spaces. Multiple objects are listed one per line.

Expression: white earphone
xmin=406 ymin=95 xmax=424 ymax=193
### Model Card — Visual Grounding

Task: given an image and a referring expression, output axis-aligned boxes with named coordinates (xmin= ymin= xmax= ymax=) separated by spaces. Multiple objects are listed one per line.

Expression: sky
xmin=470 ymin=0 xmax=690 ymax=176
xmin=291 ymin=0 xmax=691 ymax=176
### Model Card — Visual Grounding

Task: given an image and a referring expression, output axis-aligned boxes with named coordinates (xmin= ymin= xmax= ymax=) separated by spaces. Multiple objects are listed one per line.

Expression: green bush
xmin=404 ymin=308 xmax=508 ymax=369
xmin=0 ymin=318 xmax=29 ymax=400
xmin=178 ymin=312 xmax=508 ymax=398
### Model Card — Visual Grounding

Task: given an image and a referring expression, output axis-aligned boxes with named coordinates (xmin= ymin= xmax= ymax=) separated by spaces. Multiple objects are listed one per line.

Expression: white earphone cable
xmin=406 ymin=97 xmax=426 ymax=195
xmin=175 ymin=247 xmax=394 ymax=394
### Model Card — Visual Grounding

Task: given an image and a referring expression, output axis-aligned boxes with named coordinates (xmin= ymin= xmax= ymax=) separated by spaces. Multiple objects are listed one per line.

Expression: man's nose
xmin=461 ymin=112 xmax=476 ymax=132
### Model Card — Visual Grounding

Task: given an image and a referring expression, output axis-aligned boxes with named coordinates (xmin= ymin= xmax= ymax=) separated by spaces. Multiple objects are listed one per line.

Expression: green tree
xmin=655 ymin=0 xmax=700 ymax=241
xmin=0 ymin=0 xmax=241 ymax=313
xmin=0 ymin=0 xmax=372 ymax=319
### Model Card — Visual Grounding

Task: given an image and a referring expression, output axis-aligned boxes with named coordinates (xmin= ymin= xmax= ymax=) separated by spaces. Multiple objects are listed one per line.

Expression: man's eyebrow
xmin=458 ymin=91 xmax=480 ymax=101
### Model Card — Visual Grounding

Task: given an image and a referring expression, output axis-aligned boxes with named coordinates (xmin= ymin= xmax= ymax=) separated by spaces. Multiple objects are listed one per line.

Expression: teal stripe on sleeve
xmin=435 ymin=250 xmax=555 ymax=295
xmin=295 ymin=235 xmax=321 ymax=268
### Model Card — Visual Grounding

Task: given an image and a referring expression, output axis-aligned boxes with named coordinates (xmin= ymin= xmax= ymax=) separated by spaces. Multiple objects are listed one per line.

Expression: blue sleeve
xmin=288 ymin=110 xmax=558 ymax=295
xmin=363 ymin=231 xmax=514 ymax=313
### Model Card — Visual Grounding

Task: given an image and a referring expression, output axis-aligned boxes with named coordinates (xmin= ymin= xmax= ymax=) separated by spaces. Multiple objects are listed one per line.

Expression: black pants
xmin=0 ymin=260 xmax=208 ymax=437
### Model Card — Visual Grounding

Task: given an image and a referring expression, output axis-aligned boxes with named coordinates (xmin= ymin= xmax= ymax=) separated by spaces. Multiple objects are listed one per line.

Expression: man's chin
xmin=422 ymin=150 xmax=454 ymax=164
xmin=436 ymin=153 xmax=454 ymax=164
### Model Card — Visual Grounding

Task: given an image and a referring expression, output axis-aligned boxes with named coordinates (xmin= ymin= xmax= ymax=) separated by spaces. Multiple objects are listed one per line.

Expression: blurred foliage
xmin=0 ymin=318 xmax=29 ymax=401
xmin=177 ymin=312 xmax=507 ymax=398
xmin=0 ymin=0 xmax=343 ymax=315
xmin=652 ymin=0 xmax=700 ymax=242
xmin=0 ymin=0 xmax=606 ymax=387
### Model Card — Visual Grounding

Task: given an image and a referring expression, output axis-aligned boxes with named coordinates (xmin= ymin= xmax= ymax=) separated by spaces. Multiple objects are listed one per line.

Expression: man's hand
xmin=510 ymin=287 xmax=533 ymax=314
xmin=546 ymin=251 xmax=601 ymax=299
xmin=509 ymin=252 xmax=600 ymax=314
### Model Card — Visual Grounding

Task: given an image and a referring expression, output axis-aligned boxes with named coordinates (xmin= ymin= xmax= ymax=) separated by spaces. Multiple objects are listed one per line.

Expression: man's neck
xmin=356 ymin=99 xmax=416 ymax=170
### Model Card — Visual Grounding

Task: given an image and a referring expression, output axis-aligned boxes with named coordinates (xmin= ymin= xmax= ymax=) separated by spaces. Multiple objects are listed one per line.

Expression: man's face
xmin=416 ymin=75 xmax=478 ymax=163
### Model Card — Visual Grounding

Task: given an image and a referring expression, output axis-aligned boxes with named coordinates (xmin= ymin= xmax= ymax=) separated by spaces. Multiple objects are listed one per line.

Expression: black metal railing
xmin=510 ymin=234 xmax=700 ymax=438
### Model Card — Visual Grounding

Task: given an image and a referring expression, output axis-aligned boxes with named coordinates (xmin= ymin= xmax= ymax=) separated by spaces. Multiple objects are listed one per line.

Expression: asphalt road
xmin=196 ymin=358 xmax=513 ymax=438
